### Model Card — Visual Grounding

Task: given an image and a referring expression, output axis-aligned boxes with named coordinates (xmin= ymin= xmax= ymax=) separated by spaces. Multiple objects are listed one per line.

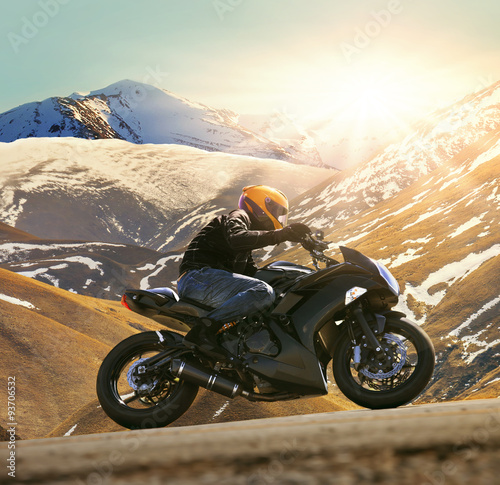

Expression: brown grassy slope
xmin=47 ymin=385 xmax=357 ymax=439
xmin=0 ymin=268 xmax=159 ymax=439
xmin=422 ymin=255 xmax=500 ymax=402
xmin=0 ymin=221 xmax=40 ymax=241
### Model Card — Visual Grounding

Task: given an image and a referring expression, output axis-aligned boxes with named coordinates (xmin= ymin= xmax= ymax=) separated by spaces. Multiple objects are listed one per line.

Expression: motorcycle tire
xmin=96 ymin=331 xmax=198 ymax=429
xmin=333 ymin=314 xmax=435 ymax=409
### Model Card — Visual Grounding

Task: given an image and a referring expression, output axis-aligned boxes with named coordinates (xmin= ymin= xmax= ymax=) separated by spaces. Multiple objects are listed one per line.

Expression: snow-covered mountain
xmin=0 ymin=137 xmax=332 ymax=251
xmin=238 ymin=113 xmax=323 ymax=167
xmin=291 ymin=80 xmax=500 ymax=228
xmin=0 ymin=80 xmax=324 ymax=165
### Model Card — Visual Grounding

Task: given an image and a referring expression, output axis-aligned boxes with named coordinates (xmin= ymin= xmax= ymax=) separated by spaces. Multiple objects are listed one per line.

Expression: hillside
xmin=0 ymin=236 xmax=179 ymax=300
xmin=278 ymin=126 xmax=500 ymax=402
xmin=0 ymin=138 xmax=332 ymax=251
xmin=0 ymin=268 xmax=163 ymax=439
xmin=0 ymin=80 xmax=323 ymax=166
xmin=291 ymin=80 xmax=500 ymax=228
xmin=0 ymin=222 xmax=39 ymax=242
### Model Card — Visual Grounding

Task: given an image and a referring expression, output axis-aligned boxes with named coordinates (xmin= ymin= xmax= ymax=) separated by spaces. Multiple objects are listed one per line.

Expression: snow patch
xmin=0 ymin=241 xmax=126 ymax=264
xmin=337 ymin=231 xmax=371 ymax=246
xmin=389 ymin=248 xmax=423 ymax=268
xmin=139 ymin=255 xmax=181 ymax=290
xmin=460 ymin=332 xmax=500 ymax=365
xmin=402 ymin=205 xmax=446 ymax=231
xmin=404 ymin=244 xmax=500 ymax=309
xmin=0 ymin=293 xmax=38 ymax=310
xmin=450 ymin=296 xmax=500 ymax=337
xmin=64 ymin=424 xmax=78 ymax=437
xmin=212 ymin=401 xmax=230 ymax=420
xmin=468 ymin=137 xmax=500 ymax=172
xmin=423 ymin=244 xmax=500 ymax=292
xmin=448 ymin=213 xmax=486 ymax=239
xmin=60 ymin=256 xmax=104 ymax=275
xmin=17 ymin=267 xmax=61 ymax=287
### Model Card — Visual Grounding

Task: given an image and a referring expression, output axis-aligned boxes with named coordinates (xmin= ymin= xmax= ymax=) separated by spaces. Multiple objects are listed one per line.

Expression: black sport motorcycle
xmin=96 ymin=232 xmax=435 ymax=429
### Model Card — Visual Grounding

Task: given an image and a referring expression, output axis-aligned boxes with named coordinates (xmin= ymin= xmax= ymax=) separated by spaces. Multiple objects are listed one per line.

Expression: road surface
xmin=4 ymin=398 xmax=500 ymax=484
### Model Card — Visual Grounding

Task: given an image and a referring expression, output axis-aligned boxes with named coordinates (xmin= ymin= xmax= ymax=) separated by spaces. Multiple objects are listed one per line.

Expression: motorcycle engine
xmin=243 ymin=326 xmax=279 ymax=355
xmin=219 ymin=322 xmax=279 ymax=357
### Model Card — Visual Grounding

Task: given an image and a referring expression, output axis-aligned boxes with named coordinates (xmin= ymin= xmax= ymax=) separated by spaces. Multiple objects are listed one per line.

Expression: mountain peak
xmin=0 ymin=80 xmax=324 ymax=166
xmin=89 ymin=78 xmax=172 ymax=100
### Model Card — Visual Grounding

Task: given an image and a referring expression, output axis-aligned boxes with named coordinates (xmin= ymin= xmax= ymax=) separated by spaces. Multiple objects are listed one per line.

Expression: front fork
xmin=348 ymin=303 xmax=387 ymax=366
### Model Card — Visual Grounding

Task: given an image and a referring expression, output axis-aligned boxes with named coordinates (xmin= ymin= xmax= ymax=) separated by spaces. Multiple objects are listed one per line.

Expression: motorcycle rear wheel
xmin=96 ymin=331 xmax=198 ymax=429
xmin=333 ymin=314 xmax=435 ymax=409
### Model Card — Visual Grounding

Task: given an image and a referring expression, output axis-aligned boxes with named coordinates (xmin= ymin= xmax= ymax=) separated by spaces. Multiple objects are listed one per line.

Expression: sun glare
xmin=336 ymin=69 xmax=427 ymax=128
xmin=300 ymin=65 xmax=435 ymax=136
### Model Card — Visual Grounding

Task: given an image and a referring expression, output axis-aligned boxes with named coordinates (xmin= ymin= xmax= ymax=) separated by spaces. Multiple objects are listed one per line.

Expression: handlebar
xmin=301 ymin=231 xmax=340 ymax=269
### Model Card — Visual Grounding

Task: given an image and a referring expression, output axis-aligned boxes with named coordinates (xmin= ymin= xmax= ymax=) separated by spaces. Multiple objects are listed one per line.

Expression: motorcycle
xmin=96 ymin=232 xmax=435 ymax=429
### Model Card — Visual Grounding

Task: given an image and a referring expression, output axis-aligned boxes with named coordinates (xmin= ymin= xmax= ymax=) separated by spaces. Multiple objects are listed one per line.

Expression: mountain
xmin=3 ymin=123 xmax=497 ymax=440
xmin=279 ymin=125 xmax=500 ymax=402
xmin=239 ymin=112 xmax=399 ymax=171
xmin=0 ymin=235 xmax=179 ymax=300
xmin=291 ymin=80 xmax=500 ymax=229
xmin=0 ymin=80 xmax=324 ymax=165
xmin=238 ymin=113 xmax=323 ymax=167
xmin=0 ymin=137 xmax=332 ymax=251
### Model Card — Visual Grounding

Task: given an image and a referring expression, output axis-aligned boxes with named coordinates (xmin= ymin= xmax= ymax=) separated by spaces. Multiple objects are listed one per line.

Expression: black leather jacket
xmin=178 ymin=209 xmax=283 ymax=277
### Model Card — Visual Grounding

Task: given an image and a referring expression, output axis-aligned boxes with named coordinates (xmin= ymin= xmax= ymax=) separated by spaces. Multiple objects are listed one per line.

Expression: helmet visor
xmin=265 ymin=197 xmax=288 ymax=229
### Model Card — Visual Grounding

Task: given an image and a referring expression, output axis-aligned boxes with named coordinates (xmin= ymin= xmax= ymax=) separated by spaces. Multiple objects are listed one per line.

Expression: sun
xmin=336 ymin=69 xmax=426 ymax=128
xmin=300 ymin=64 xmax=435 ymax=136
xmin=345 ymin=75 xmax=401 ymax=121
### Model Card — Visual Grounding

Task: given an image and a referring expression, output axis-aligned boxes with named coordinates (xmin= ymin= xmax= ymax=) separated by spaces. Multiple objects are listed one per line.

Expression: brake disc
xmin=359 ymin=333 xmax=407 ymax=380
xmin=127 ymin=358 xmax=159 ymax=393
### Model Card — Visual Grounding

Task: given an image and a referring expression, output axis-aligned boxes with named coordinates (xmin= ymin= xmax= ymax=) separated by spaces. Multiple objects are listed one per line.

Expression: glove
xmin=275 ymin=223 xmax=311 ymax=243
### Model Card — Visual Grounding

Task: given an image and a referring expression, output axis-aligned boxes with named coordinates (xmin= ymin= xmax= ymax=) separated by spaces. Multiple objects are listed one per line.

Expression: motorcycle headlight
xmin=375 ymin=261 xmax=400 ymax=296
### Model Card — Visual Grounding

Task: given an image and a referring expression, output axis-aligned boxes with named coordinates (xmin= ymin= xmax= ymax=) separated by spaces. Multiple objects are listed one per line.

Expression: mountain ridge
xmin=0 ymin=138 xmax=332 ymax=251
xmin=291 ymin=80 xmax=500 ymax=228
xmin=0 ymin=79 xmax=324 ymax=167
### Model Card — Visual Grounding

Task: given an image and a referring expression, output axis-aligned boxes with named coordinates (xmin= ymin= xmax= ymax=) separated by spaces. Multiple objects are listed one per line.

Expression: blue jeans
xmin=177 ymin=267 xmax=275 ymax=323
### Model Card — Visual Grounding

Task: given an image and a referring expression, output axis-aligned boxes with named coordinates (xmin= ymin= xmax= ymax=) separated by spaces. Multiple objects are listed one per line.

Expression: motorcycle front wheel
xmin=333 ymin=314 xmax=435 ymax=409
xmin=96 ymin=331 xmax=198 ymax=429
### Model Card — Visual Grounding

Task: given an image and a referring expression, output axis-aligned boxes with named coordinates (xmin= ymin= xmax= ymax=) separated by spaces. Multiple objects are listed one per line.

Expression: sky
xmin=1 ymin=0 xmax=500 ymax=129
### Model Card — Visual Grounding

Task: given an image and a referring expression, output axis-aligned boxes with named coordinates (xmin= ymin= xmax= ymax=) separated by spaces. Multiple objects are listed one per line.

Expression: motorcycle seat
xmin=149 ymin=287 xmax=179 ymax=301
xmin=167 ymin=297 xmax=213 ymax=318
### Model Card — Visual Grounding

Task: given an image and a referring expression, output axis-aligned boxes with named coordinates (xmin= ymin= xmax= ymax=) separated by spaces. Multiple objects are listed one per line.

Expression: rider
xmin=177 ymin=185 xmax=311 ymax=357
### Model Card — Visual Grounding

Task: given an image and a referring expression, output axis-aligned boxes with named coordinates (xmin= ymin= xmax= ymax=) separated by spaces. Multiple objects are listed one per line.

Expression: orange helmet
xmin=238 ymin=185 xmax=288 ymax=230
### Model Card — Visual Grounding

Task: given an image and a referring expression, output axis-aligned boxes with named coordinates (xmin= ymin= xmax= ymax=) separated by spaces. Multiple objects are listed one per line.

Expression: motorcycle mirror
xmin=314 ymin=230 xmax=325 ymax=240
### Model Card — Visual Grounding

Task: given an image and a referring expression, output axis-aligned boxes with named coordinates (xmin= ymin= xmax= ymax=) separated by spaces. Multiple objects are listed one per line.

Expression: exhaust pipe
xmin=170 ymin=359 xmax=243 ymax=399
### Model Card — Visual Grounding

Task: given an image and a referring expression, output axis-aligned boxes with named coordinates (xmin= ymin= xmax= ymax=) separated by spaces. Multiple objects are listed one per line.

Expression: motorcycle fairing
xmin=281 ymin=275 xmax=383 ymax=350
xmin=266 ymin=253 xmax=398 ymax=352
xmin=243 ymin=318 xmax=328 ymax=396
